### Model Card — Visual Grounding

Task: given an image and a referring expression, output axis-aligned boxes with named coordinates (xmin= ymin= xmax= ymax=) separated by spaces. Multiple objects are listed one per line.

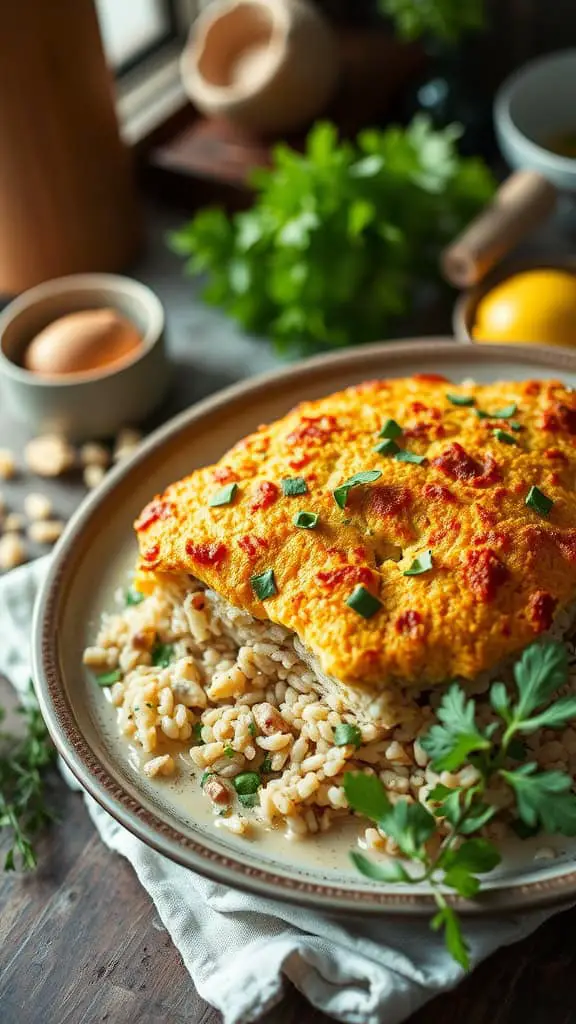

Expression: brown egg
xmin=24 ymin=308 xmax=142 ymax=377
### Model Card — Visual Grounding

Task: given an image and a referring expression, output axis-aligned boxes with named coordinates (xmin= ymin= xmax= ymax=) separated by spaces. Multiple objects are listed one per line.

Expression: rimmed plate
xmin=33 ymin=339 xmax=576 ymax=917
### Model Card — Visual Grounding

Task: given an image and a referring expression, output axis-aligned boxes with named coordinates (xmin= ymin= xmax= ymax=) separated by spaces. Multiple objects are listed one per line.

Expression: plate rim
xmin=32 ymin=337 xmax=576 ymax=917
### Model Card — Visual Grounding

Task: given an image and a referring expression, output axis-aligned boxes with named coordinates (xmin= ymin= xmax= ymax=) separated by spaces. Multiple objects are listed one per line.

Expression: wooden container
xmin=0 ymin=0 xmax=141 ymax=296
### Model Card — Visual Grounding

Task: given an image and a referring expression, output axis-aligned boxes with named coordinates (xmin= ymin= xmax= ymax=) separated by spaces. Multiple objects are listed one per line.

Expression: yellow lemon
xmin=472 ymin=269 xmax=576 ymax=347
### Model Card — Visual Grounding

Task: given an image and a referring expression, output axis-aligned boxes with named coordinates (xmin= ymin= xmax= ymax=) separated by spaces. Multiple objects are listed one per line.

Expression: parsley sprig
xmin=345 ymin=641 xmax=576 ymax=969
xmin=0 ymin=685 xmax=57 ymax=871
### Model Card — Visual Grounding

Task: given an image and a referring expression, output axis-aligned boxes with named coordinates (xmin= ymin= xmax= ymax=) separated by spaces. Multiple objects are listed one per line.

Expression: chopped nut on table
xmin=24 ymin=435 xmax=75 ymax=477
xmin=3 ymin=512 xmax=25 ymax=533
xmin=23 ymin=491 xmax=52 ymax=521
xmin=0 ymin=533 xmax=27 ymax=570
xmin=83 ymin=464 xmax=106 ymax=490
xmin=27 ymin=519 xmax=64 ymax=545
xmin=113 ymin=427 xmax=142 ymax=462
xmin=80 ymin=442 xmax=110 ymax=469
xmin=0 ymin=449 xmax=16 ymax=480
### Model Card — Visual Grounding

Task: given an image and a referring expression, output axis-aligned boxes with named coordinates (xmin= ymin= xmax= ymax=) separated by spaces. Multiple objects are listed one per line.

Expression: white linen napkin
xmin=0 ymin=559 xmax=565 ymax=1024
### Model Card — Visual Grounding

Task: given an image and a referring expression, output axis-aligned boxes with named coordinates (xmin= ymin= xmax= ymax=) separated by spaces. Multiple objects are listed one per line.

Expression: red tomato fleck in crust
xmin=552 ymin=530 xmax=576 ymax=564
xmin=286 ymin=415 xmax=339 ymax=446
xmin=478 ymin=507 xmax=497 ymax=527
xmin=410 ymin=401 xmax=428 ymax=414
xmin=288 ymin=453 xmax=312 ymax=470
xmin=249 ymin=481 xmax=279 ymax=511
xmin=432 ymin=443 xmax=501 ymax=488
xmin=523 ymin=380 xmax=541 ymax=396
xmin=462 ymin=547 xmax=509 ymax=602
xmin=550 ymin=472 xmax=562 ymax=486
xmin=361 ymin=649 xmax=380 ymax=663
xmin=412 ymin=373 xmax=449 ymax=383
xmin=185 ymin=540 xmax=227 ymax=566
xmin=493 ymin=487 xmax=509 ymax=503
xmin=428 ymin=518 xmax=461 ymax=545
xmin=238 ymin=535 xmax=268 ymax=558
xmin=365 ymin=485 xmax=412 ymax=518
xmin=395 ymin=610 xmax=423 ymax=637
xmin=403 ymin=421 xmax=446 ymax=440
xmin=135 ymin=498 xmax=174 ymax=532
xmin=543 ymin=448 xmax=568 ymax=461
xmin=213 ymin=465 xmax=238 ymax=483
xmin=142 ymin=543 xmax=160 ymax=562
xmin=474 ymin=530 xmax=511 ymax=552
xmin=422 ymin=483 xmax=457 ymax=503
xmin=316 ymin=565 xmax=375 ymax=589
xmin=528 ymin=590 xmax=557 ymax=633
xmin=541 ymin=403 xmax=576 ymax=434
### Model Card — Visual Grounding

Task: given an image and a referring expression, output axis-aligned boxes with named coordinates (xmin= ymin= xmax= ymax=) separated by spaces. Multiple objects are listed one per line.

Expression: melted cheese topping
xmin=135 ymin=375 xmax=576 ymax=694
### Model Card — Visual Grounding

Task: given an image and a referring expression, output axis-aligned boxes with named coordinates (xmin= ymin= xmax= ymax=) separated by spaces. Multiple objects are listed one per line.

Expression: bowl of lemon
xmin=454 ymin=258 xmax=576 ymax=349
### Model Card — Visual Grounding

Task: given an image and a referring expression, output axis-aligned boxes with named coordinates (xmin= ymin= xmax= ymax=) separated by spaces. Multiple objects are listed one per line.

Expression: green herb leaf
xmin=333 ymin=724 xmax=362 ymax=748
xmin=260 ymin=756 xmax=273 ymax=775
xmin=525 ymin=486 xmax=553 ymax=517
xmin=431 ymin=901 xmax=470 ymax=970
xmin=209 ymin=482 xmax=238 ymax=507
xmin=447 ymin=393 xmax=475 ymax=407
xmin=233 ymin=772 xmax=261 ymax=795
xmin=281 ymin=476 xmax=308 ymax=497
xmin=476 ymin=403 xmax=517 ymax=419
xmin=333 ymin=470 xmax=382 ymax=509
xmin=293 ymin=511 xmax=319 ymax=530
xmin=125 ymin=587 xmax=144 ymax=606
xmin=394 ymin=450 xmax=427 ymax=465
xmin=345 ymin=584 xmax=382 ymax=619
xmin=516 ymin=695 xmax=576 ymax=733
xmin=442 ymin=838 xmax=501 ymax=874
xmin=442 ymin=867 xmax=480 ymax=898
xmin=420 ymin=685 xmax=490 ymax=771
xmin=224 ymin=745 xmax=235 ymax=758
xmin=200 ymin=771 xmax=213 ymax=787
xmin=378 ymin=419 xmax=403 ymax=440
xmin=403 ymin=550 xmax=433 ymax=576
xmin=193 ymin=723 xmax=204 ymax=745
xmin=500 ymin=764 xmax=576 ymax=835
xmin=374 ymin=439 xmax=401 ymax=457
xmin=489 ymin=681 xmax=510 ymax=720
xmin=380 ymin=799 xmax=437 ymax=858
xmin=238 ymin=792 xmax=259 ymax=808
xmin=248 ymin=721 xmax=257 ymax=738
xmin=350 ymin=850 xmax=411 ymax=883
xmin=343 ymin=771 xmax=392 ymax=823
xmin=151 ymin=642 xmax=175 ymax=668
xmin=492 ymin=429 xmax=518 ymax=446
xmin=96 ymin=669 xmax=122 ymax=687
xmin=513 ymin=641 xmax=568 ymax=720
xmin=458 ymin=803 xmax=497 ymax=834
xmin=250 ymin=568 xmax=277 ymax=601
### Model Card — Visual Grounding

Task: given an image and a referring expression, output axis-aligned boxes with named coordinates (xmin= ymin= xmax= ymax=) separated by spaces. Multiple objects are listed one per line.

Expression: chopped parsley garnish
xmin=403 ymin=550 xmax=433 ymax=576
xmin=96 ymin=669 xmax=122 ymax=687
xmin=333 ymin=470 xmax=382 ymax=509
xmin=281 ymin=476 xmax=308 ymax=496
xmin=248 ymin=721 xmax=257 ymax=737
xmin=233 ymin=772 xmax=260 ymax=795
xmin=447 ymin=393 xmax=475 ymax=407
xmin=394 ymin=450 xmax=426 ymax=465
xmin=260 ymin=756 xmax=272 ymax=775
xmin=345 ymin=584 xmax=382 ymax=619
xmin=526 ymin=485 xmax=553 ymax=517
xmin=125 ymin=587 xmax=144 ymax=607
xmin=151 ymin=642 xmax=175 ymax=668
xmin=378 ymin=418 xmax=403 ymax=440
xmin=224 ymin=745 xmax=235 ymax=758
xmin=250 ymin=568 xmax=277 ymax=600
xmin=193 ymin=722 xmax=204 ymax=745
xmin=200 ymin=771 xmax=213 ymax=787
xmin=209 ymin=482 xmax=238 ymax=507
xmin=238 ymin=793 xmax=259 ymax=808
xmin=333 ymin=723 xmax=362 ymax=748
xmin=476 ymin=402 xmax=518 ymax=420
xmin=293 ymin=510 xmax=319 ymax=529
xmin=509 ymin=420 xmax=522 ymax=431
xmin=492 ymin=429 xmax=518 ymax=445
xmin=374 ymin=439 xmax=400 ymax=457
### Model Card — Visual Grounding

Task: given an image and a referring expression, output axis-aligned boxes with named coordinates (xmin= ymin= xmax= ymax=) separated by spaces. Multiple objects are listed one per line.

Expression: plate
xmin=33 ymin=339 xmax=576 ymax=917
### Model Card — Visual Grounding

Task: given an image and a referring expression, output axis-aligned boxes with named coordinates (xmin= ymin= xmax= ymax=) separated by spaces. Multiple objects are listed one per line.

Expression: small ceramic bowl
xmin=495 ymin=49 xmax=576 ymax=192
xmin=0 ymin=273 xmax=169 ymax=440
xmin=453 ymin=256 xmax=576 ymax=344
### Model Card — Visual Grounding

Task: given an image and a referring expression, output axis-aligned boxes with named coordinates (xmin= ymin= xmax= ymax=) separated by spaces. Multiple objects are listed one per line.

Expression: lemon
xmin=472 ymin=269 xmax=576 ymax=347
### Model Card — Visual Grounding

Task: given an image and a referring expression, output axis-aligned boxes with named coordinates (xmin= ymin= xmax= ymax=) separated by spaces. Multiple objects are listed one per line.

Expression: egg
xmin=24 ymin=308 xmax=142 ymax=377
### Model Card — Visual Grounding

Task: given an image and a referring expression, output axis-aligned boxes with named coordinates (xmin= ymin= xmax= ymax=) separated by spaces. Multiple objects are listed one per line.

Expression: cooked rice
xmin=84 ymin=575 xmax=576 ymax=848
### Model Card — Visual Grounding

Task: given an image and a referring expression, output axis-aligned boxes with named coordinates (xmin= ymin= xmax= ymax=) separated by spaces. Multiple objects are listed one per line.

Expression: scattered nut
xmin=83 ymin=464 xmax=106 ymax=489
xmin=24 ymin=435 xmax=75 ymax=477
xmin=203 ymin=776 xmax=232 ymax=804
xmin=143 ymin=754 xmax=175 ymax=778
xmin=0 ymin=449 xmax=16 ymax=480
xmin=28 ymin=519 xmax=64 ymax=545
xmin=3 ymin=512 xmax=25 ymax=533
xmin=80 ymin=442 xmax=110 ymax=469
xmin=23 ymin=492 xmax=53 ymax=521
xmin=0 ymin=533 xmax=27 ymax=570
xmin=0 ymin=491 xmax=5 ymax=516
xmin=113 ymin=427 xmax=142 ymax=462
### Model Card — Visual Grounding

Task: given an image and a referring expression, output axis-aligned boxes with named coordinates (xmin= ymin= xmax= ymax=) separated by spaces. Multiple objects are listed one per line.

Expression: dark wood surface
xmin=2 ymin=676 xmax=576 ymax=1024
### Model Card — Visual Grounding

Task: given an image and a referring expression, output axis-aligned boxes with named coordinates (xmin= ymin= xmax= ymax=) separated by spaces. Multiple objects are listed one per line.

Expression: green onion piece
xmin=151 ymin=642 xmax=174 ymax=667
xmin=333 ymin=470 xmax=382 ymax=509
xmin=193 ymin=722 xmax=204 ymax=745
xmin=476 ymin=403 xmax=518 ymax=420
xmin=394 ymin=450 xmax=426 ymax=465
xmin=248 ymin=721 xmax=257 ymax=737
xmin=345 ymin=584 xmax=382 ymax=619
xmin=125 ymin=587 xmax=144 ymax=607
xmin=333 ymin=723 xmax=362 ymax=748
xmin=96 ymin=669 xmax=122 ymax=687
xmin=525 ymin=485 xmax=553 ymax=517
xmin=447 ymin=393 xmax=475 ymax=407
xmin=209 ymin=482 xmax=238 ymax=507
xmin=281 ymin=476 xmax=308 ymax=496
xmin=200 ymin=771 xmax=213 ymax=787
xmin=238 ymin=793 xmax=259 ymax=808
xmin=260 ymin=756 xmax=272 ymax=775
xmin=374 ymin=439 xmax=400 ymax=457
xmin=403 ymin=549 xmax=433 ymax=576
xmin=233 ymin=771 xmax=261 ymax=796
xmin=224 ymin=745 xmax=235 ymax=758
xmin=378 ymin=418 xmax=403 ymax=440
xmin=293 ymin=510 xmax=319 ymax=530
xmin=492 ymin=428 xmax=518 ymax=446
xmin=250 ymin=568 xmax=277 ymax=600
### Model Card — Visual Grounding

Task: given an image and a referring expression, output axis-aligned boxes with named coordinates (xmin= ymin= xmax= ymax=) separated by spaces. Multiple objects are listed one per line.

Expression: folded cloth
xmin=0 ymin=559 xmax=564 ymax=1024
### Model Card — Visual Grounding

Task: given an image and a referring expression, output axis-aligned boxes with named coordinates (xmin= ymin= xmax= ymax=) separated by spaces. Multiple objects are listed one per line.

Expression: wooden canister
xmin=0 ymin=0 xmax=141 ymax=295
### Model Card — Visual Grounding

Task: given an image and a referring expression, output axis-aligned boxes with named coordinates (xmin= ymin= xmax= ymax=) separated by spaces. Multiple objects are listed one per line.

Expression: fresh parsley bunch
xmin=169 ymin=117 xmax=495 ymax=356
xmin=378 ymin=0 xmax=485 ymax=44
xmin=345 ymin=641 xmax=576 ymax=968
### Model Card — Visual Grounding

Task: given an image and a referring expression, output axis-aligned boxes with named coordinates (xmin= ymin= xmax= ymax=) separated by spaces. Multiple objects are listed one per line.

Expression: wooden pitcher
xmin=0 ymin=0 xmax=141 ymax=296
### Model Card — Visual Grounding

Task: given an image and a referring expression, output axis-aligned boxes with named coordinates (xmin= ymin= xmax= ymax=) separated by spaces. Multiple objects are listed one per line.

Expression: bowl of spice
xmin=0 ymin=273 xmax=169 ymax=440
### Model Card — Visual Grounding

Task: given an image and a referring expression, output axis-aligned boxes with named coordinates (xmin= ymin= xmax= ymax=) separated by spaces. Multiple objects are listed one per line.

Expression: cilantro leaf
xmin=442 ymin=868 xmax=480 ymax=898
xmin=343 ymin=772 xmax=392 ymax=823
xmin=513 ymin=641 xmax=568 ymax=719
xmin=516 ymin=695 xmax=576 ymax=733
xmin=350 ymin=851 xmax=411 ymax=883
xmin=500 ymin=765 xmax=576 ymax=835
xmin=431 ymin=901 xmax=470 ymax=970
xmin=489 ymin=681 xmax=510 ymax=720
xmin=378 ymin=799 xmax=437 ymax=858
xmin=442 ymin=838 xmax=501 ymax=875
xmin=420 ymin=685 xmax=490 ymax=771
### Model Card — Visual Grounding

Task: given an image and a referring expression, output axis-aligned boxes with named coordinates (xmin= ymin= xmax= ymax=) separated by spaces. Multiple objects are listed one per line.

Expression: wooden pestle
xmin=441 ymin=170 xmax=558 ymax=289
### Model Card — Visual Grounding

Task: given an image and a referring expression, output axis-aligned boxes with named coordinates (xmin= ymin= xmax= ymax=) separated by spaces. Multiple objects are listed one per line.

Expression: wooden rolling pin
xmin=441 ymin=170 xmax=558 ymax=289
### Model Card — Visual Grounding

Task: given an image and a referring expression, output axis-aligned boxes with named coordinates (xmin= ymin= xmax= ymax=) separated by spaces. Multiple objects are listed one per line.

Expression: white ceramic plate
xmin=33 ymin=339 xmax=576 ymax=916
